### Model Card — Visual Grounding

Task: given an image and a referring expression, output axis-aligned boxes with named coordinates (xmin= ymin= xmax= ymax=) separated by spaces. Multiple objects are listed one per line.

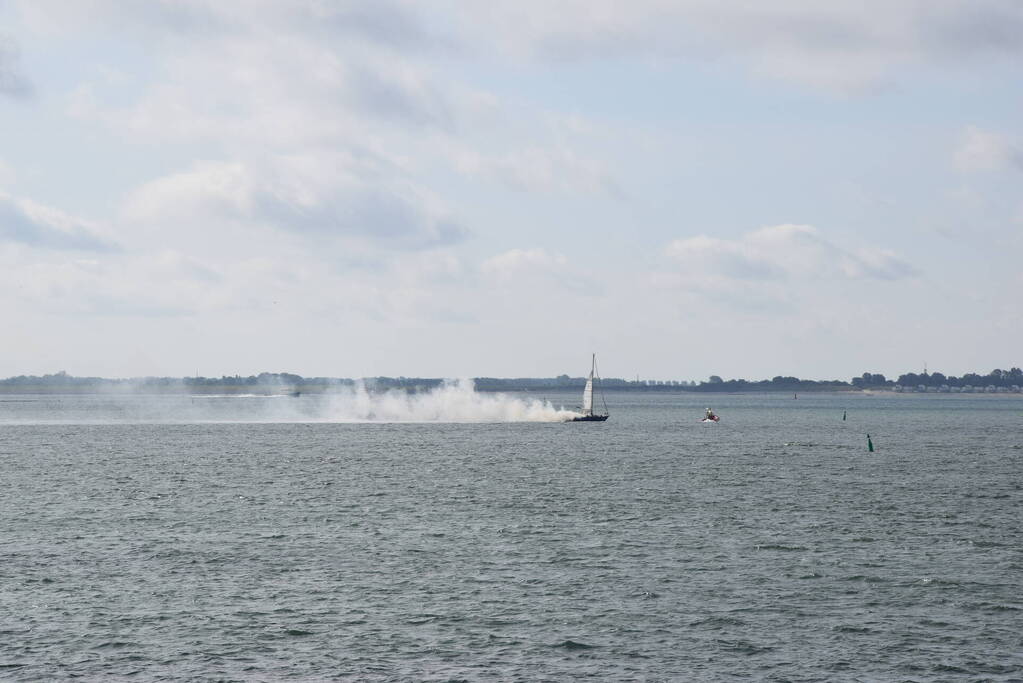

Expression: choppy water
xmin=1 ymin=391 xmax=1021 ymax=681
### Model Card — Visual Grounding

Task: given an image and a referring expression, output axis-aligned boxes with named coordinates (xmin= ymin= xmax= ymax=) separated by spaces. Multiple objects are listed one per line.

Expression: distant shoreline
xmin=2 ymin=370 xmax=1021 ymax=396
xmin=1 ymin=385 xmax=1019 ymax=397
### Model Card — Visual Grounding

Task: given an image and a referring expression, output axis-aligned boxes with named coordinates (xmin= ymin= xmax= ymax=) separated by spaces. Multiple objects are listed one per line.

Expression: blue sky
xmin=1 ymin=1 xmax=1020 ymax=381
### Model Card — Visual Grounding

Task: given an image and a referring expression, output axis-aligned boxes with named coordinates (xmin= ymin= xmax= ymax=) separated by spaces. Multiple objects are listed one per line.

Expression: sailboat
xmin=572 ymin=353 xmax=609 ymax=422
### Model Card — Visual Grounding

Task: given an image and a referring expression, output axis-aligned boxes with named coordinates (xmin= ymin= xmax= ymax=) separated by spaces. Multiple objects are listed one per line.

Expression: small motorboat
xmin=700 ymin=408 xmax=720 ymax=423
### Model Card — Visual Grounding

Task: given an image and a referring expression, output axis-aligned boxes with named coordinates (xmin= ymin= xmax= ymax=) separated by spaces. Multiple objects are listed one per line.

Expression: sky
xmin=1 ymin=0 xmax=1021 ymax=382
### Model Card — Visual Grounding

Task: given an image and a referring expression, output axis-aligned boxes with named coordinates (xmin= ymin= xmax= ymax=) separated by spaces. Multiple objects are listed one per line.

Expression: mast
xmin=593 ymin=351 xmax=605 ymax=417
xmin=582 ymin=353 xmax=594 ymax=416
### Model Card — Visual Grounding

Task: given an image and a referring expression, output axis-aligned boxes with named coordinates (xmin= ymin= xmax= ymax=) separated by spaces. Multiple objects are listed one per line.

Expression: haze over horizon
xmin=2 ymin=1 xmax=1020 ymax=381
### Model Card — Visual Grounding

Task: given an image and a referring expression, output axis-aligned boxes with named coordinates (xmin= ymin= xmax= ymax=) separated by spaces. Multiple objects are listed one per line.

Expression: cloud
xmin=481 ymin=247 xmax=598 ymax=295
xmin=17 ymin=0 xmax=1023 ymax=118
xmin=54 ymin=6 xmax=498 ymax=256
xmin=0 ymin=35 xmax=32 ymax=97
xmin=67 ymin=32 xmax=461 ymax=145
xmin=123 ymin=158 xmax=468 ymax=251
xmin=313 ymin=1 xmax=454 ymax=52
xmin=0 ymin=193 xmax=116 ymax=251
xmin=347 ymin=60 xmax=455 ymax=130
xmin=651 ymin=225 xmax=919 ymax=320
xmin=453 ymin=0 xmax=1023 ymax=91
xmin=482 ymin=247 xmax=567 ymax=277
xmin=20 ymin=0 xmax=451 ymax=52
xmin=455 ymin=145 xmax=621 ymax=196
xmin=955 ymin=125 xmax=1023 ymax=172
xmin=662 ymin=224 xmax=916 ymax=287
xmin=2 ymin=248 xmax=241 ymax=318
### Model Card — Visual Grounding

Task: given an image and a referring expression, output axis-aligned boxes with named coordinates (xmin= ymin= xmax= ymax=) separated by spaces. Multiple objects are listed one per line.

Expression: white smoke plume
xmin=0 ymin=379 xmax=583 ymax=424
xmin=328 ymin=379 xmax=580 ymax=423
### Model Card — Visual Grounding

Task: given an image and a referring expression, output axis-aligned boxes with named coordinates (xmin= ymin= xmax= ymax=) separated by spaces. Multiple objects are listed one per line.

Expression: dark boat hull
xmin=571 ymin=414 xmax=609 ymax=422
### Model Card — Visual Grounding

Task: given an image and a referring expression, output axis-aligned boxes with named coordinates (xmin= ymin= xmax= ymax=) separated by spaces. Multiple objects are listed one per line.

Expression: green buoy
xmin=867 ymin=433 xmax=874 ymax=452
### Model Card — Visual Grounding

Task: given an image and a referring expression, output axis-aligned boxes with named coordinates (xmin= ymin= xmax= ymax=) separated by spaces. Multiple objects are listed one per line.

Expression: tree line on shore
xmin=2 ymin=367 xmax=1021 ymax=392
xmin=850 ymin=368 xmax=1023 ymax=389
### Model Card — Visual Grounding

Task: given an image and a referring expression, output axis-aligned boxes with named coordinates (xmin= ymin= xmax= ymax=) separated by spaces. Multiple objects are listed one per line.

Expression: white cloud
xmin=482 ymin=247 xmax=567 ymax=278
xmin=1 ymin=250 xmax=215 ymax=317
xmin=955 ymin=125 xmax=1023 ymax=172
xmin=391 ymin=250 xmax=467 ymax=286
xmin=481 ymin=247 xmax=599 ymax=295
xmin=0 ymin=239 xmax=477 ymax=324
xmin=123 ymin=157 xmax=468 ymax=252
xmin=0 ymin=192 xmax=115 ymax=251
xmin=453 ymin=0 xmax=1023 ymax=91
xmin=17 ymin=0 xmax=447 ymax=51
xmin=53 ymin=5 xmax=521 ymax=264
xmin=455 ymin=145 xmax=620 ymax=196
xmin=18 ymin=0 xmax=1023 ymax=118
xmin=123 ymin=161 xmax=255 ymax=222
xmin=661 ymin=224 xmax=916 ymax=292
xmin=66 ymin=33 xmax=457 ymax=146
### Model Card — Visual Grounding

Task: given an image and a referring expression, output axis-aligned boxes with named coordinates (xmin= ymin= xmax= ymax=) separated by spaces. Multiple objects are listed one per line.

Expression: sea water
xmin=1 ymin=391 xmax=1020 ymax=680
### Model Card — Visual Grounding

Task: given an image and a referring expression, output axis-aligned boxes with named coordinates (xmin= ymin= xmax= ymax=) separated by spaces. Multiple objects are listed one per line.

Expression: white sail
xmin=570 ymin=354 xmax=607 ymax=422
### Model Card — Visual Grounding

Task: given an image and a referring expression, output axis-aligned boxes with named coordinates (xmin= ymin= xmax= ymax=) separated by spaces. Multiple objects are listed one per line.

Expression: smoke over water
xmin=0 ymin=380 xmax=583 ymax=424
xmin=329 ymin=380 xmax=579 ymax=423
